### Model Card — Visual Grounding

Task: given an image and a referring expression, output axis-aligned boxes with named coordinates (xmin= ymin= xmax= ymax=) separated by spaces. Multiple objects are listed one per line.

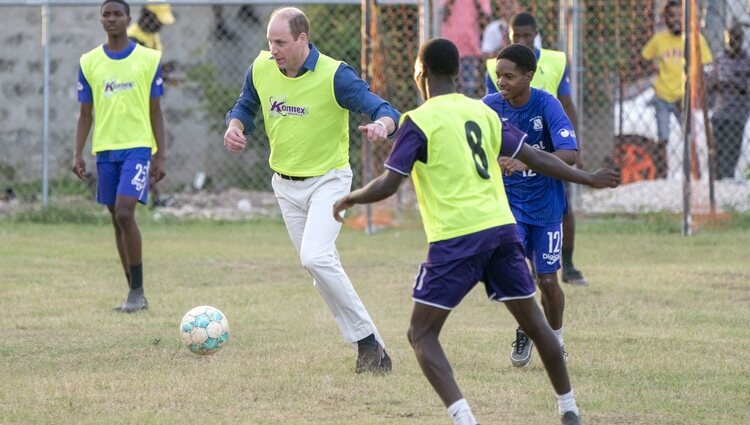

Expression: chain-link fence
xmin=434 ymin=0 xmax=750 ymax=223
xmin=1 ymin=0 xmax=749 ymax=224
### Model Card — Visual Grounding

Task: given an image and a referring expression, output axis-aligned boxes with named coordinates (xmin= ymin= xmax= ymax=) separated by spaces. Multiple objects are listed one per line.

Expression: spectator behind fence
xmin=708 ymin=23 xmax=750 ymax=180
xmin=641 ymin=0 xmax=712 ymax=178
xmin=127 ymin=1 xmax=174 ymax=52
xmin=441 ymin=0 xmax=491 ymax=98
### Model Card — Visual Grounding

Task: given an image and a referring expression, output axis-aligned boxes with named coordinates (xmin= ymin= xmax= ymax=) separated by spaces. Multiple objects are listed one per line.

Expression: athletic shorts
xmin=412 ymin=241 xmax=536 ymax=310
xmin=516 ymin=221 xmax=563 ymax=275
xmin=96 ymin=148 xmax=151 ymax=206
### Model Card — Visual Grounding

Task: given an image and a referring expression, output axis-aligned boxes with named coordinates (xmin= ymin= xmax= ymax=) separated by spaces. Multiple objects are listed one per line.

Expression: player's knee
xmin=114 ymin=206 xmax=135 ymax=226
xmin=536 ymin=273 xmax=560 ymax=291
xmin=407 ymin=325 xmax=426 ymax=350
xmin=299 ymin=251 xmax=331 ymax=271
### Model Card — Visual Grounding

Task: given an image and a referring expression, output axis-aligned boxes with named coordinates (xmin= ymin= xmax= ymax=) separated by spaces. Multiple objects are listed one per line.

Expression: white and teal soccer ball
xmin=180 ymin=306 xmax=230 ymax=355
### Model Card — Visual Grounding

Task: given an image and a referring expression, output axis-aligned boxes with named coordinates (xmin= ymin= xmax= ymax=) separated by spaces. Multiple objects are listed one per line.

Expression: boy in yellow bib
xmin=334 ymin=38 xmax=619 ymax=425
xmin=73 ymin=0 xmax=166 ymax=313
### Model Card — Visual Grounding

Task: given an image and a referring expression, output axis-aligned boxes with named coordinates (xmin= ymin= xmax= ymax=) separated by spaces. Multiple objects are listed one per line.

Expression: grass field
xmin=1 ymin=213 xmax=749 ymax=424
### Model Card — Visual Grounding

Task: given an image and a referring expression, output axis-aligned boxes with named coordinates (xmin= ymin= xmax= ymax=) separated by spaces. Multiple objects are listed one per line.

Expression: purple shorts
xmin=412 ymin=241 xmax=536 ymax=310
xmin=96 ymin=148 xmax=151 ymax=206
xmin=516 ymin=221 xmax=563 ymax=275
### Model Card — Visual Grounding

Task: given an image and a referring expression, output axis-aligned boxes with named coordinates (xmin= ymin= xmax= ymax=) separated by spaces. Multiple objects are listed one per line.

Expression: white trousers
xmin=271 ymin=168 xmax=384 ymax=348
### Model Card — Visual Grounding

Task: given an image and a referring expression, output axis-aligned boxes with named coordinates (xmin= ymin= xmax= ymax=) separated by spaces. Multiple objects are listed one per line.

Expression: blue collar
xmin=103 ymin=40 xmax=136 ymax=60
xmin=301 ymin=43 xmax=320 ymax=72
xmin=271 ymin=43 xmax=320 ymax=77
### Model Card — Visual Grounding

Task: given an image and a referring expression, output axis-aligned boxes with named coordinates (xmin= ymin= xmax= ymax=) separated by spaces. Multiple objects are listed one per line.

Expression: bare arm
xmin=72 ymin=103 xmax=93 ymax=180
xmin=515 ymin=143 xmax=619 ymax=188
xmin=332 ymin=169 xmax=405 ymax=222
xmin=150 ymin=97 xmax=166 ymax=183
xmin=499 ymin=148 xmax=577 ymax=174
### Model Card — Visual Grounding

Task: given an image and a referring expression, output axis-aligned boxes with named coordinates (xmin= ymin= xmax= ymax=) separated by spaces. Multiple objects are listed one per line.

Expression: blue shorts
xmin=96 ymin=148 xmax=151 ymax=206
xmin=516 ymin=222 xmax=563 ymax=275
xmin=412 ymin=241 xmax=536 ymax=310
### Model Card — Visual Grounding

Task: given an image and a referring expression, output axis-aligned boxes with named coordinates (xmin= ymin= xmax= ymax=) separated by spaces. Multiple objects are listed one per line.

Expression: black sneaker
xmin=510 ymin=329 xmax=533 ymax=367
xmin=113 ymin=289 xmax=149 ymax=313
xmin=356 ymin=342 xmax=392 ymax=374
xmin=562 ymin=267 xmax=588 ymax=286
xmin=561 ymin=411 xmax=582 ymax=425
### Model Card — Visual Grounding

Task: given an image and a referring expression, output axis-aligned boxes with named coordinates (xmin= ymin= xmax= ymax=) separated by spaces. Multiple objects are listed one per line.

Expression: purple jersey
xmin=482 ymin=88 xmax=577 ymax=226
xmin=384 ymin=116 xmax=527 ymax=262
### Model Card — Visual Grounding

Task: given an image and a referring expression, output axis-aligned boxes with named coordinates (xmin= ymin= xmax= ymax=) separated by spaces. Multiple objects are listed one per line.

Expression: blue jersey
xmin=482 ymin=88 xmax=578 ymax=225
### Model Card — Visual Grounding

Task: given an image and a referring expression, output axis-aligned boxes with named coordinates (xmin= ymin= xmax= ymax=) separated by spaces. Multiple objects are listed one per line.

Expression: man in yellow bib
xmin=333 ymin=38 xmax=618 ymax=425
xmin=223 ymin=7 xmax=399 ymax=374
xmin=73 ymin=0 xmax=166 ymax=313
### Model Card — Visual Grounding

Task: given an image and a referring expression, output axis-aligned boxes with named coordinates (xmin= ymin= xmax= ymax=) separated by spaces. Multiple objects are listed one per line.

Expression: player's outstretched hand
xmin=150 ymin=155 xmax=166 ymax=184
xmin=358 ymin=122 xmax=388 ymax=143
xmin=332 ymin=195 xmax=354 ymax=223
xmin=588 ymin=168 xmax=620 ymax=189
xmin=224 ymin=126 xmax=247 ymax=153
xmin=498 ymin=156 xmax=528 ymax=176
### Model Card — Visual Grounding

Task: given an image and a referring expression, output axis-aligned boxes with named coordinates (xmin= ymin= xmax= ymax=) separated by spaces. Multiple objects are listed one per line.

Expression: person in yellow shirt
xmin=641 ymin=0 xmax=712 ymax=178
xmin=127 ymin=1 xmax=174 ymax=52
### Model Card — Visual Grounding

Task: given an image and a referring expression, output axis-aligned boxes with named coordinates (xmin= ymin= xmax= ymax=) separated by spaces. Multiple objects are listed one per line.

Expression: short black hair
xmin=510 ymin=12 xmax=537 ymax=30
xmin=101 ymin=0 xmax=130 ymax=16
xmin=496 ymin=44 xmax=537 ymax=74
xmin=419 ymin=38 xmax=459 ymax=77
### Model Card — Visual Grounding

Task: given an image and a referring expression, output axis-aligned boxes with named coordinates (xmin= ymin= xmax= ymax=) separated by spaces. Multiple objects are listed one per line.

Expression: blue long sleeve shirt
xmin=226 ymin=43 xmax=401 ymax=135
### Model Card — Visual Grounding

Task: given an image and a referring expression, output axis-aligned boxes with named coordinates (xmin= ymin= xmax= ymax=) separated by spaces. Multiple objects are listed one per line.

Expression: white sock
xmin=447 ymin=398 xmax=477 ymax=425
xmin=553 ymin=327 xmax=564 ymax=347
xmin=556 ymin=390 xmax=579 ymax=416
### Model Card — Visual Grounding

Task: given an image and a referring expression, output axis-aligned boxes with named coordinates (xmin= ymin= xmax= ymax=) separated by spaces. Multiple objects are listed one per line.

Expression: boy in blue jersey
xmin=487 ymin=12 xmax=588 ymax=287
xmin=483 ymin=44 xmax=577 ymax=368
xmin=333 ymin=38 xmax=618 ymax=425
xmin=73 ymin=0 xmax=166 ymax=313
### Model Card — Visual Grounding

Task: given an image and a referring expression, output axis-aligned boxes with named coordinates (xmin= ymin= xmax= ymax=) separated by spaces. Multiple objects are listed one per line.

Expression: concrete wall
xmin=0 ymin=4 xmax=272 ymax=191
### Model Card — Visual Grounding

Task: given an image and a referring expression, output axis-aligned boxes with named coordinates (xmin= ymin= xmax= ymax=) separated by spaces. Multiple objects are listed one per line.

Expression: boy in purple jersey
xmin=333 ymin=38 xmax=618 ymax=425
xmin=483 ymin=44 xmax=577 ymax=368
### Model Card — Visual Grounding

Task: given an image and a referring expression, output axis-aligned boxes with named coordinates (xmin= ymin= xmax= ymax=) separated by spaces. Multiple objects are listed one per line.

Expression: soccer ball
xmin=180 ymin=305 xmax=230 ymax=355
